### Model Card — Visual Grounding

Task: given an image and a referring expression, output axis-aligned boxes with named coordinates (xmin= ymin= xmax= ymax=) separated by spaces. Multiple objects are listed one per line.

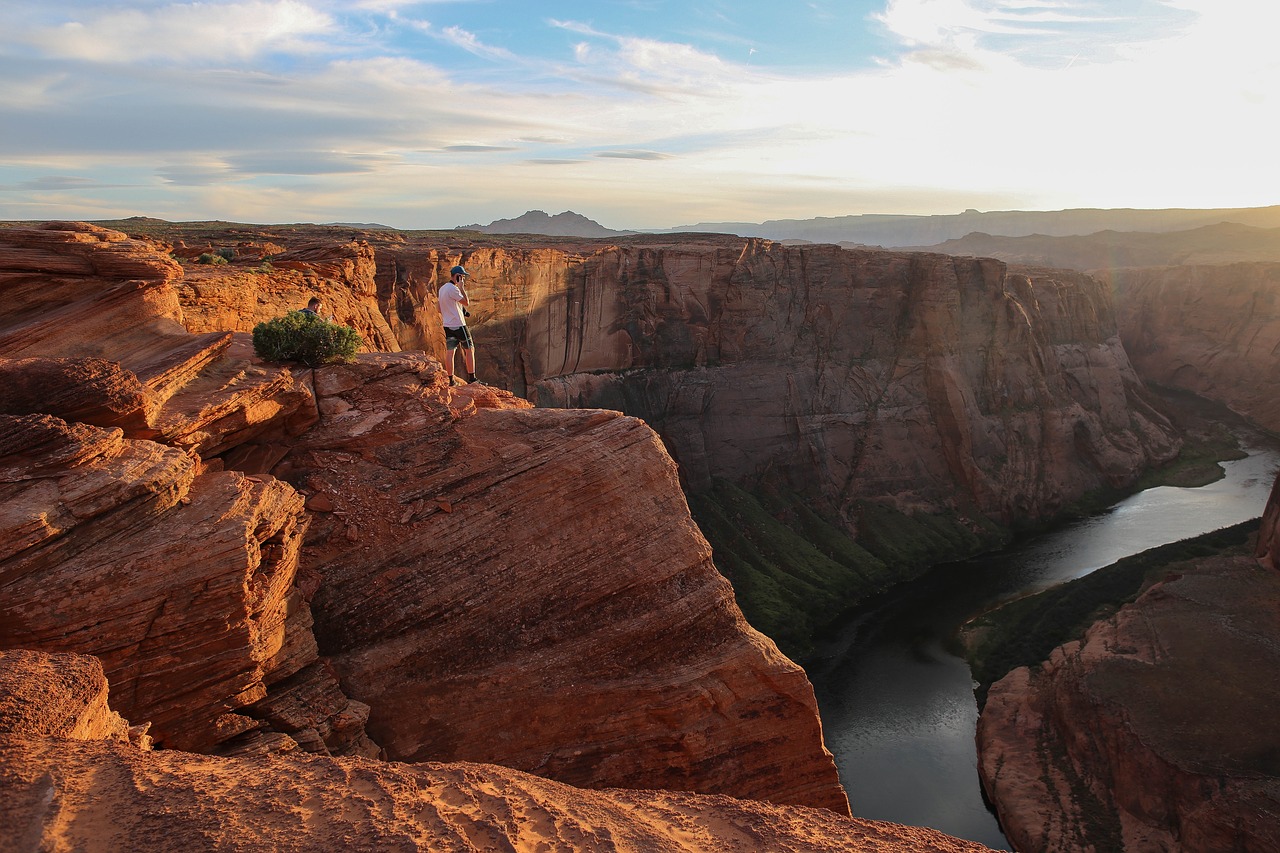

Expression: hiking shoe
xmin=448 ymin=376 xmax=462 ymax=387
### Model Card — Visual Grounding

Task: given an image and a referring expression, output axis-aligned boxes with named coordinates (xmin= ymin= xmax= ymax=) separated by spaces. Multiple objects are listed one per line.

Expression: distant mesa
xmin=669 ymin=205 xmax=1280 ymax=248
xmin=461 ymin=210 xmax=630 ymax=238
xmin=321 ymin=221 xmax=396 ymax=230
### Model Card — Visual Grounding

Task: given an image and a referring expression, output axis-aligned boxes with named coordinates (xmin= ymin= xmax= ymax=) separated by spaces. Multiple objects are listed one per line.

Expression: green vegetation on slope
xmin=962 ymin=518 xmax=1259 ymax=706
xmin=687 ymin=480 xmax=1006 ymax=660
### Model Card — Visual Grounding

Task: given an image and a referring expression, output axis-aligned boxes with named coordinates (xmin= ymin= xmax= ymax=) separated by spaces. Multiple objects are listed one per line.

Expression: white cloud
xmin=440 ymin=25 xmax=517 ymax=62
xmin=1 ymin=0 xmax=1277 ymax=228
xmin=26 ymin=1 xmax=334 ymax=63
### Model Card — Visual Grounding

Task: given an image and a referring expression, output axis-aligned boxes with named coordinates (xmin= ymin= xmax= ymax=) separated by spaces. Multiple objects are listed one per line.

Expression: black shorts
xmin=444 ymin=325 xmax=473 ymax=350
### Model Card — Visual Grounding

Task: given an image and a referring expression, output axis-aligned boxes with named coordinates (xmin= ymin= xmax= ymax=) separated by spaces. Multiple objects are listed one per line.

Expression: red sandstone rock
xmin=1257 ymin=475 xmax=1280 ymax=571
xmin=0 ymin=223 xmax=852 ymax=817
xmin=0 ymin=224 xmax=322 ymax=459
xmin=374 ymin=240 xmax=1180 ymax=528
xmin=1107 ymin=262 xmax=1280 ymax=433
xmin=0 ymin=413 xmax=326 ymax=753
xmin=0 ymin=649 xmax=130 ymax=743
xmin=176 ymin=240 xmax=400 ymax=352
xmin=0 ymin=356 xmax=158 ymax=436
xmin=0 ymin=739 xmax=987 ymax=853
xmin=272 ymin=352 xmax=850 ymax=814
xmin=0 ymin=649 xmax=989 ymax=853
xmin=977 ymin=557 xmax=1280 ymax=852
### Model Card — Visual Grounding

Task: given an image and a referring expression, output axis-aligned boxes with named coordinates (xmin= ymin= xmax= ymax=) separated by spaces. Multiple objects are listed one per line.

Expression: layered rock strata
xmin=0 ymin=224 xmax=372 ymax=758
xmin=278 ymin=353 xmax=849 ymax=812
xmin=1105 ymin=262 xmax=1280 ymax=434
xmin=93 ymin=223 xmax=1181 ymax=534
xmin=391 ymin=240 xmax=1180 ymax=529
xmin=0 ymin=222 xmax=850 ymax=815
xmin=0 ymin=413 xmax=365 ymax=755
xmin=0 ymin=650 xmax=991 ymax=853
xmin=176 ymin=239 xmax=400 ymax=353
xmin=977 ymin=555 xmax=1280 ymax=852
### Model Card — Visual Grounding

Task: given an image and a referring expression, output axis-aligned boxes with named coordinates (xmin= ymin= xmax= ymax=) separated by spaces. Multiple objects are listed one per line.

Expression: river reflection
xmin=808 ymin=444 xmax=1280 ymax=851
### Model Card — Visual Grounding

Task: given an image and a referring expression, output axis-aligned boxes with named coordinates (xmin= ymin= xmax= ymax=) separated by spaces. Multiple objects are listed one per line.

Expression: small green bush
xmin=215 ymin=247 xmax=236 ymax=261
xmin=252 ymin=311 xmax=362 ymax=367
xmin=196 ymin=252 xmax=227 ymax=265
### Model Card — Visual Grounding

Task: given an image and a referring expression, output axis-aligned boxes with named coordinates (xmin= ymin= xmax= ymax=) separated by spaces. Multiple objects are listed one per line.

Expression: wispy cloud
xmin=594 ymin=150 xmax=672 ymax=161
xmin=0 ymin=0 xmax=1275 ymax=229
xmin=25 ymin=1 xmax=335 ymax=63
xmin=440 ymin=25 xmax=518 ymax=62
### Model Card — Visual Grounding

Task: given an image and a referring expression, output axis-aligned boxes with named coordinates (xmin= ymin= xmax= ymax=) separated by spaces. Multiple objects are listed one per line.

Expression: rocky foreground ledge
xmin=0 ymin=649 xmax=991 ymax=852
xmin=0 ymin=222 xmax=999 ymax=848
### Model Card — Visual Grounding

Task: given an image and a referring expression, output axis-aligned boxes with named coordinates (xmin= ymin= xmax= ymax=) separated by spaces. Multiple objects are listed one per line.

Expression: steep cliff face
xmin=0 ymin=223 xmax=851 ymax=817
xmin=976 ymin=554 xmax=1280 ymax=852
xmin=277 ymin=353 xmax=849 ymax=813
xmin=0 ymin=651 xmax=992 ymax=853
xmin=63 ymin=223 xmax=1179 ymax=535
xmin=1105 ymin=262 xmax=1280 ymax=434
xmin=401 ymin=239 xmax=1179 ymax=529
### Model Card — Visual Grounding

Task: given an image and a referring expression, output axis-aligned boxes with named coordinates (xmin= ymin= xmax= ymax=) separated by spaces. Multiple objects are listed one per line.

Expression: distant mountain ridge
xmin=461 ymin=210 xmax=629 ymax=238
xmin=908 ymin=222 xmax=1280 ymax=270
xmin=667 ymin=205 xmax=1280 ymax=248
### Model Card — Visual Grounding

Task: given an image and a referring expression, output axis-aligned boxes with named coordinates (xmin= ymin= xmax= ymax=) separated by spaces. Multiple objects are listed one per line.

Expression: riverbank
xmin=808 ymin=425 xmax=1280 ymax=850
xmin=694 ymin=388 xmax=1259 ymax=661
xmin=971 ymin=518 xmax=1280 ymax=851
xmin=961 ymin=518 xmax=1260 ymax=706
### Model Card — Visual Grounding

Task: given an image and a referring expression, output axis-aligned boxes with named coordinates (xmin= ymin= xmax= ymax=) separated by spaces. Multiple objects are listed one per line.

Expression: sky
xmin=1 ymin=0 xmax=1277 ymax=230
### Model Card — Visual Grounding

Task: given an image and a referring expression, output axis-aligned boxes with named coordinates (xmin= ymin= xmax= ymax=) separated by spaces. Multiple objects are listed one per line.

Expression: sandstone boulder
xmin=0 ymin=413 xmax=322 ymax=753
xmin=0 ymin=649 xmax=130 ymax=743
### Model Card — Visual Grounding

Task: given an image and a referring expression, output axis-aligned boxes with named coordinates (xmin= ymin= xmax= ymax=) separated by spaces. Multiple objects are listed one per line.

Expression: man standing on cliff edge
xmin=439 ymin=264 xmax=478 ymax=386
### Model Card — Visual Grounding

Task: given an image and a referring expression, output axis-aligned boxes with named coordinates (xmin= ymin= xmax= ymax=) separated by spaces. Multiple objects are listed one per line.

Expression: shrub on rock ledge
xmin=252 ymin=312 xmax=362 ymax=367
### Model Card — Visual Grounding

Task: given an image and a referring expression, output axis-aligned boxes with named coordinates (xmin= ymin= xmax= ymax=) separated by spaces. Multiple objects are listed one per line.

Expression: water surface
xmin=809 ymin=444 xmax=1280 ymax=850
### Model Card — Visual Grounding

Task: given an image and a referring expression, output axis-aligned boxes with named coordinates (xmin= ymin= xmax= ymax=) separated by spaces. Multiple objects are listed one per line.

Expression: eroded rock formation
xmin=977 ymin=554 xmax=1280 ymax=852
xmin=270 ymin=354 xmax=846 ymax=811
xmin=0 ymin=650 xmax=991 ymax=852
xmin=382 ymin=240 xmax=1179 ymax=531
xmin=89 ymin=222 xmax=1181 ymax=535
xmin=1105 ymin=262 xmax=1280 ymax=434
xmin=0 ymin=222 xmax=851 ymax=820
xmin=177 ymin=239 xmax=401 ymax=353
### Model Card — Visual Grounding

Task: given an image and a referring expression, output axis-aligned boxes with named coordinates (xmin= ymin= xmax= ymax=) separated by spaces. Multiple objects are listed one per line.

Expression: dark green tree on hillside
xmin=252 ymin=311 xmax=362 ymax=367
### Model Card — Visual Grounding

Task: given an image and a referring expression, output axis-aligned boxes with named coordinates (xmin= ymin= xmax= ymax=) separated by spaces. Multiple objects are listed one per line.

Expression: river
xmin=807 ymin=441 xmax=1280 ymax=850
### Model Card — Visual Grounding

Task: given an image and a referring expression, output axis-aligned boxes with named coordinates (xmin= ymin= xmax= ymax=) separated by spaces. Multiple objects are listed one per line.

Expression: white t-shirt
xmin=438 ymin=281 xmax=467 ymax=327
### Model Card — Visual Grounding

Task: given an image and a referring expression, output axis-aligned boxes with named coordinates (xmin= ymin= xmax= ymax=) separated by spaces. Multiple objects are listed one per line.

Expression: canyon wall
xmin=1104 ymin=262 xmax=1280 ymax=434
xmin=375 ymin=238 xmax=1180 ymax=532
xmin=87 ymin=223 xmax=1183 ymax=537
xmin=80 ymin=223 xmax=1186 ymax=657
xmin=0 ymin=223 xmax=850 ymax=816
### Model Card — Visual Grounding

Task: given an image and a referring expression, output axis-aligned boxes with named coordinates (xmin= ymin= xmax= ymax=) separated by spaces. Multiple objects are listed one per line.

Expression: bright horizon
xmin=2 ymin=0 xmax=1277 ymax=231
